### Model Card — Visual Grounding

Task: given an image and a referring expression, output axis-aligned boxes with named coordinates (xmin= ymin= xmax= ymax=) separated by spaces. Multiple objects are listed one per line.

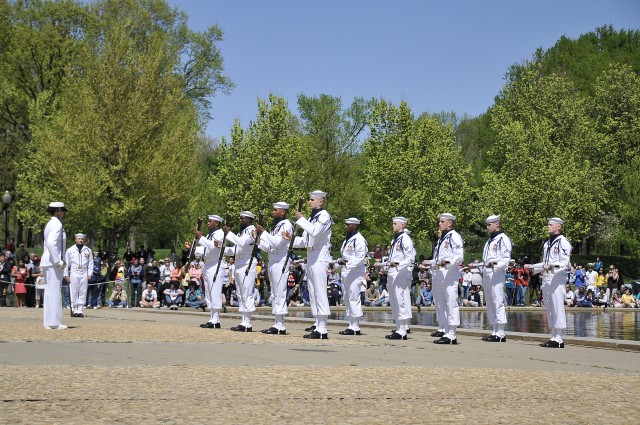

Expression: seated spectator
xmin=621 ymin=288 xmax=636 ymax=308
xmin=593 ymin=286 xmax=608 ymax=308
xmin=611 ymin=291 xmax=623 ymax=308
xmin=564 ymin=284 xmax=575 ymax=307
xmin=415 ymin=282 xmax=433 ymax=307
xmin=575 ymin=287 xmax=587 ymax=306
xmin=363 ymin=283 xmax=379 ymax=306
xmin=462 ymin=286 xmax=481 ymax=307
xmin=374 ymin=284 xmax=389 ymax=306
xmin=287 ymin=283 xmax=304 ymax=307
xmin=158 ymin=276 xmax=173 ymax=307
xmin=107 ymin=282 xmax=128 ymax=308
xmin=184 ymin=281 xmax=203 ymax=308
xmin=577 ymin=288 xmax=593 ymax=307
xmin=139 ymin=283 xmax=160 ymax=308
xmin=252 ymin=286 xmax=264 ymax=307
xmin=163 ymin=281 xmax=184 ymax=310
xmin=229 ymin=288 xmax=239 ymax=307
xmin=328 ymin=283 xmax=342 ymax=306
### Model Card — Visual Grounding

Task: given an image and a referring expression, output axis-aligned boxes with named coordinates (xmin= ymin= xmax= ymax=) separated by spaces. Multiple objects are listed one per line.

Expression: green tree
xmin=361 ymin=100 xmax=474 ymax=252
xmin=296 ymin=94 xmax=374 ymax=227
xmin=15 ymin=0 xmax=224 ymax=250
xmin=205 ymin=95 xmax=307 ymax=219
xmin=481 ymin=63 xmax=607 ymax=254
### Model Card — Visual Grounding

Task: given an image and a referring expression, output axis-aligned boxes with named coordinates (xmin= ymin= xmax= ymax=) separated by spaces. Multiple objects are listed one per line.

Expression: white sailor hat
xmin=308 ymin=190 xmax=327 ymax=199
xmin=273 ymin=201 xmax=290 ymax=210
xmin=207 ymin=214 xmax=223 ymax=222
xmin=74 ymin=233 xmax=86 ymax=239
xmin=48 ymin=201 xmax=67 ymax=211
xmin=486 ymin=214 xmax=500 ymax=224
xmin=239 ymin=211 xmax=256 ymax=219
xmin=547 ymin=217 xmax=564 ymax=225
xmin=345 ymin=217 xmax=361 ymax=225
xmin=439 ymin=213 xmax=456 ymax=221
xmin=392 ymin=216 xmax=408 ymax=224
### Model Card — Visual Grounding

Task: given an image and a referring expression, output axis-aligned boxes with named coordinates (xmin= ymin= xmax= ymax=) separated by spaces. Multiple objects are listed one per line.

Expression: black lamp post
xmin=2 ymin=191 xmax=11 ymax=247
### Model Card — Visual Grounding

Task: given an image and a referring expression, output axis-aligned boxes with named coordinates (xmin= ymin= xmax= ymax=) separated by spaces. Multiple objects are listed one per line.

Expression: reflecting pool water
xmin=290 ymin=309 xmax=640 ymax=341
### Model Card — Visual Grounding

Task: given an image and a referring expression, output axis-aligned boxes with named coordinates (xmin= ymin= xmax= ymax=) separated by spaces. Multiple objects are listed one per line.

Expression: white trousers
xmin=542 ymin=271 xmax=567 ymax=342
xmin=341 ymin=267 xmax=364 ymax=328
xmin=234 ymin=261 xmax=256 ymax=315
xmin=268 ymin=257 xmax=288 ymax=317
xmin=387 ymin=268 xmax=412 ymax=321
xmin=483 ymin=269 xmax=507 ymax=329
xmin=203 ymin=264 xmax=224 ymax=322
xmin=69 ymin=273 xmax=88 ymax=314
xmin=43 ymin=266 xmax=63 ymax=328
xmin=433 ymin=267 xmax=460 ymax=337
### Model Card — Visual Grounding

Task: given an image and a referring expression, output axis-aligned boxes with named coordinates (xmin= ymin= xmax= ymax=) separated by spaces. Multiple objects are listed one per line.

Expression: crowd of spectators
xmin=2 ymin=239 xmax=639 ymax=311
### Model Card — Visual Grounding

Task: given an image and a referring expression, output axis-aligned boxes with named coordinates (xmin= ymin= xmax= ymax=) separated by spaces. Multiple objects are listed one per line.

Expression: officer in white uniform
xmin=195 ymin=215 xmax=225 ymax=328
xmin=432 ymin=213 xmax=464 ymax=344
xmin=224 ymin=211 xmax=257 ymax=332
xmin=377 ymin=216 xmax=415 ymax=340
xmin=337 ymin=217 xmax=368 ymax=336
xmin=64 ymin=233 xmax=93 ymax=318
xmin=525 ymin=217 xmax=572 ymax=348
xmin=480 ymin=215 xmax=512 ymax=342
xmin=41 ymin=202 xmax=68 ymax=330
xmin=256 ymin=202 xmax=294 ymax=335
xmin=289 ymin=190 xmax=333 ymax=339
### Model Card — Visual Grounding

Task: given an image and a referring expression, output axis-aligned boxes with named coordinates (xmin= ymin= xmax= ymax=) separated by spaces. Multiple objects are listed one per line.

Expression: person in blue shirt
xmin=505 ymin=261 xmax=516 ymax=306
xmin=574 ymin=264 xmax=586 ymax=289
xmin=415 ymin=282 xmax=433 ymax=306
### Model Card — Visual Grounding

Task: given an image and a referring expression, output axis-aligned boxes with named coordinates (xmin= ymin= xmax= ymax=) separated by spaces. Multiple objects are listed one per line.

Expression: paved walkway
xmin=0 ymin=307 xmax=638 ymax=424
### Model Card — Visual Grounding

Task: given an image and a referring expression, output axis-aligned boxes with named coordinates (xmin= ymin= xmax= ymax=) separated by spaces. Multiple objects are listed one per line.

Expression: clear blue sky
xmin=167 ymin=0 xmax=639 ymax=140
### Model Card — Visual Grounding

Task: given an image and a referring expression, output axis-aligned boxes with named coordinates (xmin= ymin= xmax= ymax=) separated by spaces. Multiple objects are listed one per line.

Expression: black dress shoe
xmin=481 ymin=334 xmax=493 ymax=341
xmin=78 ymin=313 xmax=84 ymax=318
xmin=406 ymin=328 xmax=411 ymax=334
xmin=231 ymin=325 xmax=252 ymax=332
xmin=304 ymin=325 xmax=317 ymax=332
xmin=262 ymin=327 xmax=287 ymax=335
xmin=540 ymin=340 xmax=564 ymax=348
xmin=431 ymin=331 xmax=445 ymax=337
xmin=200 ymin=304 xmax=206 ymax=312
xmin=338 ymin=328 xmax=361 ymax=336
xmin=303 ymin=330 xmax=328 ymax=339
xmin=200 ymin=322 xmax=219 ymax=328
xmin=385 ymin=331 xmax=407 ymax=340
xmin=433 ymin=336 xmax=457 ymax=345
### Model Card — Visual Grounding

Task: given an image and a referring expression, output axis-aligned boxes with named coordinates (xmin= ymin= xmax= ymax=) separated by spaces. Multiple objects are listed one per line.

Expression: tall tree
xmin=15 ymin=0 xmax=231 ymax=250
xmin=361 ymin=100 xmax=474 ymax=251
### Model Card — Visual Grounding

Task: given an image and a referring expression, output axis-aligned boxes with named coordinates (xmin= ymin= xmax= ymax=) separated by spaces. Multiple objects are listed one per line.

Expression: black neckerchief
xmin=549 ymin=233 xmax=561 ymax=245
xmin=439 ymin=229 xmax=451 ymax=242
xmin=272 ymin=216 xmax=284 ymax=231
xmin=239 ymin=222 xmax=251 ymax=232
xmin=345 ymin=230 xmax=357 ymax=241
xmin=310 ymin=208 xmax=323 ymax=220
xmin=489 ymin=231 xmax=502 ymax=240
xmin=76 ymin=244 xmax=84 ymax=251
xmin=392 ymin=231 xmax=403 ymax=244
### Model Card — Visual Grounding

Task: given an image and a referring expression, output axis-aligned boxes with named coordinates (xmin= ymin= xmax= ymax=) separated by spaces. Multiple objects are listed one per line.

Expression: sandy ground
xmin=0 ymin=307 xmax=637 ymax=424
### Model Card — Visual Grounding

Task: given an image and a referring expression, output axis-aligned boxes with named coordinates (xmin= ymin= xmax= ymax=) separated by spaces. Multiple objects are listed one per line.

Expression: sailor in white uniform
xmin=479 ymin=215 xmax=512 ymax=342
xmin=432 ymin=213 xmax=464 ymax=344
xmin=337 ymin=217 xmax=368 ymax=336
xmin=257 ymin=201 xmax=294 ymax=335
xmin=223 ymin=211 xmax=257 ymax=332
xmin=287 ymin=190 xmax=333 ymax=339
xmin=195 ymin=214 xmax=225 ymax=328
xmin=525 ymin=217 xmax=572 ymax=348
xmin=64 ymin=233 xmax=93 ymax=318
xmin=41 ymin=202 xmax=68 ymax=330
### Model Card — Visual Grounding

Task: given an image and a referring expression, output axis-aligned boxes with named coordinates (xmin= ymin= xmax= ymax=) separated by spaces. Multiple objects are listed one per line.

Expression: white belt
xmin=306 ymin=247 xmax=322 ymax=252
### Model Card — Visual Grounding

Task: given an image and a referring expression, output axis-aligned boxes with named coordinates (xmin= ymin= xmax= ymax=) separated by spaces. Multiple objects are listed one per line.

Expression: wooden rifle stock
xmin=281 ymin=195 xmax=305 ymax=274
xmin=212 ymin=214 xmax=232 ymax=282
xmin=245 ymin=210 xmax=265 ymax=276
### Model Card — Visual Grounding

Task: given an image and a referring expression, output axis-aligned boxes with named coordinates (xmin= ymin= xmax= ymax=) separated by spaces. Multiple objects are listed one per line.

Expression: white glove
xmin=57 ymin=260 xmax=66 ymax=270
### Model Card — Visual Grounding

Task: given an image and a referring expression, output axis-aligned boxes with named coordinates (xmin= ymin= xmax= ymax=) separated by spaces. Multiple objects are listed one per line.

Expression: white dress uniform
xmin=293 ymin=208 xmax=333 ymax=336
xmin=530 ymin=221 xmax=572 ymax=345
xmin=339 ymin=222 xmax=368 ymax=333
xmin=481 ymin=217 xmax=512 ymax=340
xmin=197 ymin=215 xmax=225 ymax=326
xmin=64 ymin=237 xmax=93 ymax=316
xmin=433 ymin=226 xmax=464 ymax=341
xmin=259 ymin=210 xmax=294 ymax=332
xmin=41 ymin=203 xmax=67 ymax=329
xmin=385 ymin=225 xmax=415 ymax=337
xmin=225 ymin=212 xmax=257 ymax=329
